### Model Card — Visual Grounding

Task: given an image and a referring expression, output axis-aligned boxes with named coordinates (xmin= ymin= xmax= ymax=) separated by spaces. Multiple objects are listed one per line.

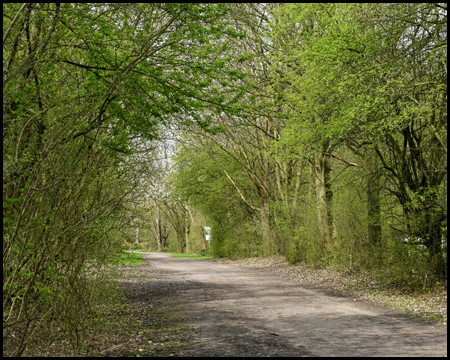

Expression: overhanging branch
xmin=220 ymin=167 xmax=261 ymax=211
xmin=324 ymin=153 xmax=365 ymax=169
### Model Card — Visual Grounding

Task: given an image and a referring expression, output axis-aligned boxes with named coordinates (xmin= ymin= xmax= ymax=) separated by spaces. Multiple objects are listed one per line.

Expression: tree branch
xmin=62 ymin=60 xmax=117 ymax=71
xmin=3 ymin=3 xmax=28 ymax=45
xmin=324 ymin=153 xmax=365 ymax=169
xmin=220 ymin=167 xmax=261 ymax=211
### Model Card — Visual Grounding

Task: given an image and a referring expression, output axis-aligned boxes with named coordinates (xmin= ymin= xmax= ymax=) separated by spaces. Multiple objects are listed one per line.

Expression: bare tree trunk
xmin=324 ymin=153 xmax=338 ymax=240
xmin=201 ymin=226 xmax=206 ymax=250
xmin=156 ymin=208 xmax=162 ymax=251
xmin=260 ymin=193 xmax=272 ymax=256
xmin=261 ymin=120 xmax=273 ymax=256
xmin=314 ymin=152 xmax=334 ymax=253
xmin=366 ymin=149 xmax=381 ymax=246
xmin=308 ymin=159 xmax=315 ymax=200
xmin=292 ymin=158 xmax=303 ymax=207
xmin=184 ymin=206 xmax=190 ymax=253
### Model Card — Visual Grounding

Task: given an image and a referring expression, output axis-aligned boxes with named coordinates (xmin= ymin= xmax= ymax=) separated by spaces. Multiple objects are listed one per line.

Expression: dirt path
xmin=143 ymin=253 xmax=447 ymax=357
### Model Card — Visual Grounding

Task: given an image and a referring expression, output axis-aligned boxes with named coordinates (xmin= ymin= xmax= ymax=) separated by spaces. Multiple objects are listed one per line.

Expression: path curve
xmin=144 ymin=253 xmax=447 ymax=357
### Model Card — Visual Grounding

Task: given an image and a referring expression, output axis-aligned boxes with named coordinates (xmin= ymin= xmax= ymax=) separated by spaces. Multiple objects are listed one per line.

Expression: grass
xmin=109 ymin=251 xmax=147 ymax=265
xmin=167 ymin=252 xmax=213 ymax=259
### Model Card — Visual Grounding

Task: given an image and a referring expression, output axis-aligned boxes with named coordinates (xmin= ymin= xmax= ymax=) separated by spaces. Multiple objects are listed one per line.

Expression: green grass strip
xmin=167 ymin=252 xmax=213 ymax=259
xmin=109 ymin=251 xmax=147 ymax=265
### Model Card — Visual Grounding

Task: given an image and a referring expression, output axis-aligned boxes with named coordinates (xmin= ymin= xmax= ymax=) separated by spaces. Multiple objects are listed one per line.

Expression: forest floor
xmin=6 ymin=253 xmax=446 ymax=357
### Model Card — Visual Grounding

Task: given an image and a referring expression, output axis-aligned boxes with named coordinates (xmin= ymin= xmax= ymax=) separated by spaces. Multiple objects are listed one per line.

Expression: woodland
xmin=3 ymin=3 xmax=447 ymax=356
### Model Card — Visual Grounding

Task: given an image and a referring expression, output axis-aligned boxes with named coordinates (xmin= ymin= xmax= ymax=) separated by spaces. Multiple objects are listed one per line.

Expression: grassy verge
xmin=167 ymin=252 xmax=213 ymax=259
xmin=109 ymin=251 xmax=147 ymax=265
xmin=98 ymin=264 xmax=195 ymax=357
xmin=4 ymin=253 xmax=193 ymax=357
xmin=125 ymin=248 xmax=148 ymax=252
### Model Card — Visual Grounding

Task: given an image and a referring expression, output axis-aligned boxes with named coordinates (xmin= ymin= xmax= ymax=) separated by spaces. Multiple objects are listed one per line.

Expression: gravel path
xmin=142 ymin=253 xmax=447 ymax=357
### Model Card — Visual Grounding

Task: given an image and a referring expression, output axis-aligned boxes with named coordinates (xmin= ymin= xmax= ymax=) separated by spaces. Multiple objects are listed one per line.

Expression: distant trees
xmin=171 ymin=134 xmax=262 ymax=257
xmin=3 ymin=2 xmax=447 ymax=355
xmin=169 ymin=3 xmax=447 ymax=284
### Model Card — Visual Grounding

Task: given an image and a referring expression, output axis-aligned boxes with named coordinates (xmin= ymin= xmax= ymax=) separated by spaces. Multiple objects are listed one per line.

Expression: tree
xmin=171 ymin=132 xmax=263 ymax=258
xmin=3 ymin=3 xmax=247 ymax=355
xmin=269 ymin=3 xmax=447 ymax=275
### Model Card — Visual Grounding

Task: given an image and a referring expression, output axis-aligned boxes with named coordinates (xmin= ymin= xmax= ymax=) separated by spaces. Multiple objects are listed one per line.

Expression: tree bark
xmin=366 ymin=149 xmax=381 ymax=246
xmin=156 ymin=207 xmax=162 ymax=251
xmin=261 ymin=120 xmax=273 ymax=256
xmin=314 ymin=151 xmax=334 ymax=252
xmin=184 ymin=205 xmax=190 ymax=253
xmin=292 ymin=159 xmax=303 ymax=207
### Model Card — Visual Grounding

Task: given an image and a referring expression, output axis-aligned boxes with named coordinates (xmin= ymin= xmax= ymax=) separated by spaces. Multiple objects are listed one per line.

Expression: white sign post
xmin=204 ymin=226 xmax=212 ymax=251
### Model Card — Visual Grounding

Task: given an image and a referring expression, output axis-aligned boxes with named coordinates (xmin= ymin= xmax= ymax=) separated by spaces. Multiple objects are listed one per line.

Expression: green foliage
xmin=3 ymin=4 xmax=447 ymax=354
xmin=171 ymin=138 xmax=263 ymax=258
xmin=267 ymin=3 xmax=447 ymax=278
xmin=271 ymin=198 xmax=320 ymax=265
xmin=167 ymin=3 xmax=446 ymax=287
xmin=373 ymin=231 xmax=439 ymax=290
xmin=3 ymin=3 xmax=251 ymax=356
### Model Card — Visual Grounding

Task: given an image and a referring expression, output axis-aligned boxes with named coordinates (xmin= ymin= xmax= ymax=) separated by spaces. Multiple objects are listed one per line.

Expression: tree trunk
xmin=161 ymin=225 xmax=169 ymax=249
xmin=260 ymin=193 xmax=272 ymax=256
xmin=177 ymin=229 xmax=186 ymax=253
xmin=156 ymin=208 xmax=162 ymax=251
xmin=366 ymin=149 xmax=381 ymax=246
xmin=292 ymin=159 xmax=303 ymax=207
xmin=308 ymin=159 xmax=315 ymax=200
xmin=201 ymin=226 xmax=206 ymax=250
xmin=324 ymin=152 xmax=337 ymax=240
xmin=314 ymin=152 xmax=334 ymax=253
xmin=412 ymin=191 xmax=446 ymax=278
xmin=257 ymin=117 xmax=273 ymax=256
xmin=184 ymin=206 xmax=190 ymax=253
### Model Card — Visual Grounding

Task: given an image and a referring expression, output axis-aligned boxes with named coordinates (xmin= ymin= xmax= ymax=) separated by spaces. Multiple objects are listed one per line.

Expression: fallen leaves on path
xmin=218 ymin=257 xmax=447 ymax=326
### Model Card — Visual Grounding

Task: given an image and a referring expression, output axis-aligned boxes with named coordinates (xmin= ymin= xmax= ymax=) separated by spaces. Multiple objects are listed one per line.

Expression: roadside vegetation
xmin=3 ymin=3 xmax=446 ymax=357
xmin=3 ymin=258 xmax=193 ymax=357
xmin=167 ymin=253 xmax=213 ymax=259
xmin=137 ymin=3 xmax=446 ymax=297
xmin=111 ymin=252 xmax=147 ymax=266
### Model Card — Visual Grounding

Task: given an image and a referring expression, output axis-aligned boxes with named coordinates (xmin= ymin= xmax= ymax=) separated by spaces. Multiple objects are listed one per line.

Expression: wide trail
xmin=144 ymin=253 xmax=447 ymax=357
